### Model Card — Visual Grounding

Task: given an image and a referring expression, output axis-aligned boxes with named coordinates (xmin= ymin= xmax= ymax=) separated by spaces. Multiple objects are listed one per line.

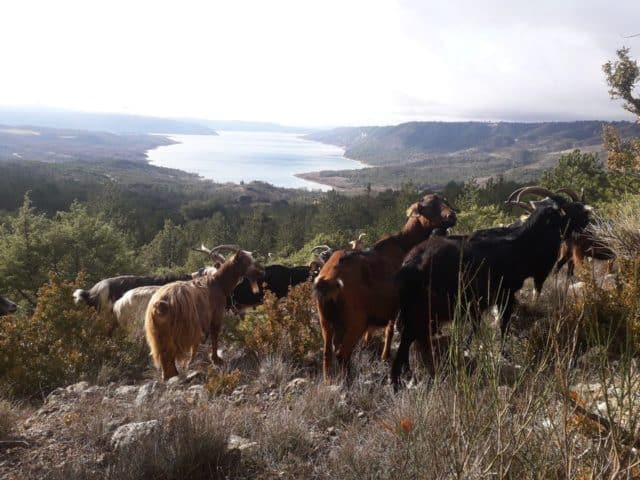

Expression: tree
xmin=603 ymin=47 xmax=640 ymax=118
xmin=540 ymin=150 xmax=611 ymax=202
xmin=142 ymin=219 xmax=190 ymax=272
xmin=601 ymin=47 xmax=640 ymax=183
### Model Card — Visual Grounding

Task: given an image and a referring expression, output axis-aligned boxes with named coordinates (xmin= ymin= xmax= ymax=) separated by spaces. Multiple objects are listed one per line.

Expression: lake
xmin=147 ymin=131 xmax=363 ymax=190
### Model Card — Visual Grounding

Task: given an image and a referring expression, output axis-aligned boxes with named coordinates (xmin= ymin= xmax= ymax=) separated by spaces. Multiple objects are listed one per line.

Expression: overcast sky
xmin=1 ymin=0 xmax=639 ymax=126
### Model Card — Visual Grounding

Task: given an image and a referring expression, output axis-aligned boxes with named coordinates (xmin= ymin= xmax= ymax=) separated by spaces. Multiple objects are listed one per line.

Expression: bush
xmin=0 ymin=398 xmax=18 ymax=440
xmin=452 ymin=204 xmax=513 ymax=235
xmin=235 ymin=282 xmax=321 ymax=364
xmin=0 ymin=273 xmax=148 ymax=398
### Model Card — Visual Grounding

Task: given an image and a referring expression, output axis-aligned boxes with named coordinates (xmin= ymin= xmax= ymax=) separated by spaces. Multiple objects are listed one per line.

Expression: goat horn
xmin=514 ymin=186 xmax=556 ymax=201
xmin=505 ymin=200 xmax=534 ymax=213
xmin=506 ymin=187 xmax=529 ymax=202
xmin=311 ymin=245 xmax=331 ymax=253
xmin=192 ymin=244 xmax=212 ymax=255
xmin=210 ymin=244 xmax=241 ymax=253
xmin=555 ymin=187 xmax=580 ymax=202
xmin=357 ymin=233 xmax=367 ymax=240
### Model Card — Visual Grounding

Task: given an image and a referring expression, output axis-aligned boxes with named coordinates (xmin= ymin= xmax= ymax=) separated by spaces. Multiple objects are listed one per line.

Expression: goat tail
xmin=73 ymin=289 xmax=90 ymax=305
xmin=313 ymin=277 xmax=344 ymax=303
xmin=145 ymin=299 xmax=167 ymax=369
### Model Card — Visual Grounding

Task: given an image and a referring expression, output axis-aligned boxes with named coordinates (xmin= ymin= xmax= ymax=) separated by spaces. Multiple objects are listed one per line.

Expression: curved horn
xmin=514 ymin=186 xmax=556 ymax=201
xmin=210 ymin=244 xmax=241 ymax=253
xmin=311 ymin=245 xmax=331 ymax=254
xmin=506 ymin=187 xmax=529 ymax=203
xmin=357 ymin=233 xmax=367 ymax=240
xmin=193 ymin=244 xmax=213 ymax=255
xmin=505 ymin=200 xmax=534 ymax=213
xmin=555 ymin=187 xmax=580 ymax=202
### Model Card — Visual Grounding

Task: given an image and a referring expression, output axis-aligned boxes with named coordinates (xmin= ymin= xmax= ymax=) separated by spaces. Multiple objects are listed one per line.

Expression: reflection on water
xmin=147 ymin=131 xmax=362 ymax=190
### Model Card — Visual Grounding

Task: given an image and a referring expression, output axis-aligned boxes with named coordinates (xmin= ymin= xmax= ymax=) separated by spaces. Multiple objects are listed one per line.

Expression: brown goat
xmin=313 ymin=193 xmax=457 ymax=381
xmin=556 ymin=232 xmax=616 ymax=276
xmin=145 ymin=249 xmax=263 ymax=380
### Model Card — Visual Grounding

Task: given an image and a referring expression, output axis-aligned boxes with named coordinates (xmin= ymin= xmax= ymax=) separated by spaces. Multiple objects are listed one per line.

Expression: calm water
xmin=147 ymin=131 xmax=362 ymax=190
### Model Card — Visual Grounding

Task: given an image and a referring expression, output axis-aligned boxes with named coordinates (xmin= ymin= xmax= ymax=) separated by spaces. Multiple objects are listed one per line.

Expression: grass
xmin=6 ymin=228 xmax=640 ymax=478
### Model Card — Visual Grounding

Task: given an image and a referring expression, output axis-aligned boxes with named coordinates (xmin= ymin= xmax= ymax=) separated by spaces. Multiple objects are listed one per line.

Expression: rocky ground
xmin=2 ymin=347 xmax=639 ymax=479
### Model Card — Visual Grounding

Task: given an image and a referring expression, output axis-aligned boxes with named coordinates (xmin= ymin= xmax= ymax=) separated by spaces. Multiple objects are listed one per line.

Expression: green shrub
xmin=235 ymin=281 xmax=321 ymax=364
xmin=0 ymin=273 xmax=148 ymax=398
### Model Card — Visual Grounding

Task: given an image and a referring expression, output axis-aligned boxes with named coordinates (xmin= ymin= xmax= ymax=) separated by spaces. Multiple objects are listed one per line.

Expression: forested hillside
xmin=300 ymin=120 xmax=640 ymax=190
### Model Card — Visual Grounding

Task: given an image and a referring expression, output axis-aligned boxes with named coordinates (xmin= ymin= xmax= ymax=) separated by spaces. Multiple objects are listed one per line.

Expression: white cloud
xmin=0 ymin=0 xmax=638 ymax=125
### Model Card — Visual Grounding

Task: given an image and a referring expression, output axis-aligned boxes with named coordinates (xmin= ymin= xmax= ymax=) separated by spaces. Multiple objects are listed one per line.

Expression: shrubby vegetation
xmin=2 ymin=138 xmax=640 ymax=400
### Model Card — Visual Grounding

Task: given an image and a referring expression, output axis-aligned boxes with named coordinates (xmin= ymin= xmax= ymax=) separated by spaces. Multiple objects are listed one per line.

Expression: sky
xmin=1 ymin=0 xmax=639 ymax=127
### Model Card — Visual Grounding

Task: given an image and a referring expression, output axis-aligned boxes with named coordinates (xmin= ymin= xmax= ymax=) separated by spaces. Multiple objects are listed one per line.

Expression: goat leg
xmin=321 ymin=322 xmax=335 ymax=382
xmin=381 ymin=319 xmax=395 ymax=361
xmin=209 ymin=328 xmax=224 ymax=366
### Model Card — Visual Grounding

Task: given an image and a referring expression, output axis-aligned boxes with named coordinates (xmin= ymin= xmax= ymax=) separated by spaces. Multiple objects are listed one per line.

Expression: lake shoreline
xmin=145 ymin=131 xmax=365 ymax=191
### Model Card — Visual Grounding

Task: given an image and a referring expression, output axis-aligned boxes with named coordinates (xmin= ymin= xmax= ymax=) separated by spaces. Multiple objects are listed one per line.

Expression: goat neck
xmin=373 ymin=215 xmax=439 ymax=259
xmin=207 ymin=251 xmax=257 ymax=297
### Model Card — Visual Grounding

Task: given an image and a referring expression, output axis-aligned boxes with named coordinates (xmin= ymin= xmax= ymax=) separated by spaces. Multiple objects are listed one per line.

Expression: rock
xmin=135 ymin=381 xmax=163 ymax=406
xmin=185 ymin=385 xmax=207 ymax=404
xmin=166 ymin=376 xmax=183 ymax=389
xmin=110 ymin=420 xmax=160 ymax=450
xmin=185 ymin=370 xmax=206 ymax=384
xmin=66 ymin=381 xmax=90 ymax=394
xmin=114 ymin=385 xmax=139 ymax=397
xmin=285 ymin=377 xmax=310 ymax=392
xmin=227 ymin=434 xmax=258 ymax=451
xmin=80 ymin=386 xmax=104 ymax=398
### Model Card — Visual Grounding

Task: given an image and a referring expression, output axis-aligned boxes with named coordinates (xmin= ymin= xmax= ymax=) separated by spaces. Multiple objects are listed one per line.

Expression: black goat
xmin=73 ymin=274 xmax=193 ymax=312
xmin=229 ymin=264 xmax=314 ymax=313
xmin=0 ymin=295 xmax=17 ymax=316
xmin=391 ymin=202 xmax=570 ymax=390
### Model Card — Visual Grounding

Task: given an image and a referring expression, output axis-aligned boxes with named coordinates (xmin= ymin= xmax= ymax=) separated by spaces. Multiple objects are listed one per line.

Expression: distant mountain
xmin=0 ymin=107 xmax=217 ymax=135
xmin=0 ymin=125 xmax=174 ymax=163
xmin=188 ymin=119 xmax=314 ymax=133
xmin=306 ymin=121 xmax=640 ymax=166
xmin=300 ymin=120 xmax=640 ymax=190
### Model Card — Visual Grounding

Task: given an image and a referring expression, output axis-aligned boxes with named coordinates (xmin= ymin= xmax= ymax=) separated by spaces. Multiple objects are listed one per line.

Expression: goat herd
xmin=1 ymin=186 xmax=615 ymax=390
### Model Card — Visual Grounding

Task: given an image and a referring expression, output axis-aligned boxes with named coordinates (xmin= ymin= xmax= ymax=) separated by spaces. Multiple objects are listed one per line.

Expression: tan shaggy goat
xmin=145 ymin=248 xmax=263 ymax=380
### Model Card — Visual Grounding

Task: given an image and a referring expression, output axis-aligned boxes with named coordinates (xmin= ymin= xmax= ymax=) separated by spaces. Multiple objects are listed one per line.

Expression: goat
xmin=112 ymin=285 xmax=161 ymax=337
xmin=313 ymin=193 xmax=458 ymax=381
xmin=391 ymin=201 xmax=573 ymax=390
xmin=145 ymin=248 xmax=263 ymax=380
xmin=349 ymin=233 xmax=367 ymax=250
xmin=74 ymin=245 xmax=228 ymax=312
xmin=0 ymin=295 xmax=17 ymax=316
xmin=110 ymin=245 xmax=229 ymax=337
xmin=229 ymin=264 xmax=315 ymax=314
xmin=73 ymin=273 xmax=193 ymax=312
xmin=309 ymin=245 xmax=333 ymax=274
xmin=509 ymin=186 xmax=615 ymax=277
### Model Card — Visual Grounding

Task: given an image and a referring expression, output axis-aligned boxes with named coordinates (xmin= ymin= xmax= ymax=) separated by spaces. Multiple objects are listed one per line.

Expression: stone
xmin=166 ymin=376 xmax=182 ymax=388
xmin=185 ymin=370 xmax=206 ymax=384
xmin=114 ymin=385 xmax=139 ymax=397
xmin=285 ymin=377 xmax=309 ymax=392
xmin=227 ymin=434 xmax=258 ymax=451
xmin=110 ymin=420 xmax=160 ymax=450
xmin=66 ymin=381 xmax=90 ymax=394
xmin=135 ymin=381 xmax=163 ymax=406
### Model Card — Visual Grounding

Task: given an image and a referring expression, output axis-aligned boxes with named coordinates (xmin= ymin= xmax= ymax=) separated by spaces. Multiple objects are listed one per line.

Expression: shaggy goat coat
xmin=144 ymin=251 xmax=260 ymax=380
